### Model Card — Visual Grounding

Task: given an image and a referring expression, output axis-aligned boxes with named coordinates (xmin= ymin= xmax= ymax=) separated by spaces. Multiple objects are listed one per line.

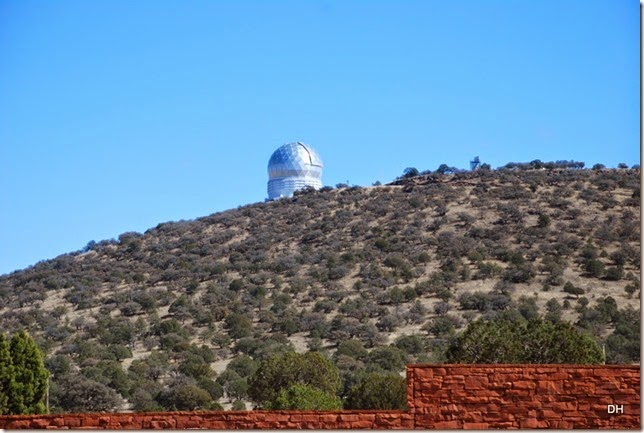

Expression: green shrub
xmin=445 ymin=318 xmax=604 ymax=364
xmin=272 ymin=384 xmax=342 ymax=410
xmin=248 ymin=352 xmax=341 ymax=408
xmin=345 ymin=373 xmax=406 ymax=410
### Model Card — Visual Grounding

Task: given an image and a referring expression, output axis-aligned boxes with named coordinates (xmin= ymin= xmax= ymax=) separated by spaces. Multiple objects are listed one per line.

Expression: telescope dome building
xmin=267 ymin=142 xmax=323 ymax=200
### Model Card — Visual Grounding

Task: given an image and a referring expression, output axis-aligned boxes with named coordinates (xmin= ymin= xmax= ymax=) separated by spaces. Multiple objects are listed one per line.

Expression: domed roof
xmin=268 ymin=142 xmax=323 ymax=180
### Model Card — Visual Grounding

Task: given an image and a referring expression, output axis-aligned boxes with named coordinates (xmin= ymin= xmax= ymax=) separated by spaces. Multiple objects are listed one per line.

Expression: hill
xmin=0 ymin=166 xmax=640 ymax=412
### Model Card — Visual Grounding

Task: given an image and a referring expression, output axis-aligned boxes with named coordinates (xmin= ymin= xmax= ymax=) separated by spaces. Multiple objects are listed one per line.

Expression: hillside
xmin=0 ymin=167 xmax=640 ymax=412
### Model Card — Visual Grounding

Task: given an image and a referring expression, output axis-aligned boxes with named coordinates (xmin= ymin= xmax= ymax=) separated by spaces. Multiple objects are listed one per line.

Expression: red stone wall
xmin=0 ymin=364 xmax=639 ymax=429
xmin=0 ymin=411 xmax=412 ymax=430
xmin=407 ymin=364 xmax=640 ymax=429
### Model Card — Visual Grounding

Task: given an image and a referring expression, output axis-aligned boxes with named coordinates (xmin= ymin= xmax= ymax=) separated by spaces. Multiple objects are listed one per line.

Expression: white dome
xmin=267 ymin=142 xmax=323 ymax=199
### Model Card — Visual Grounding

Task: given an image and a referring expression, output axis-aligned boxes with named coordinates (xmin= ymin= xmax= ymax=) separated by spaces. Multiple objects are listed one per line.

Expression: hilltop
xmin=0 ymin=166 xmax=640 ymax=412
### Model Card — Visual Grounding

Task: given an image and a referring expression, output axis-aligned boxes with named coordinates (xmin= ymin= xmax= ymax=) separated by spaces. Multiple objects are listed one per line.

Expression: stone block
xmin=337 ymin=414 xmax=361 ymax=422
xmin=432 ymin=420 xmax=461 ymax=429
xmin=463 ymin=422 xmax=489 ymax=429
xmin=350 ymin=420 xmax=375 ymax=428
xmin=513 ymin=380 xmax=537 ymax=390
xmin=464 ymin=375 xmax=489 ymax=390
xmin=552 ymin=401 xmax=577 ymax=411
xmin=519 ymin=418 xmax=539 ymax=428
xmin=414 ymin=368 xmax=433 ymax=380
xmin=537 ymin=380 xmax=563 ymax=393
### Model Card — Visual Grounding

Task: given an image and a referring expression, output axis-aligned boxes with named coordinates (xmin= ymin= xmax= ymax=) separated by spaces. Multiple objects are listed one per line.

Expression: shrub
xmin=394 ymin=335 xmax=426 ymax=355
xmin=248 ymin=352 xmax=341 ymax=408
xmin=604 ymin=266 xmax=624 ymax=281
xmin=345 ymin=373 xmax=407 ymax=410
xmin=563 ymin=281 xmax=584 ymax=298
xmin=272 ymin=384 xmax=342 ymax=410
xmin=445 ymin=318 xmax=604 ymax=364
xmin=52 ymin=374 xmax=123 ymax=413
xmin=168 ymin=385 xmax=213 ymax=411
xmin=584 ymin=259 xmax=605 ymax=278
xmin=225 ymin=314 xmax=253 ymax=339
xmin=231 ymin=400 xmax=247 ymax=410
xmin=364 ymin=346 xmax=407 ymax=373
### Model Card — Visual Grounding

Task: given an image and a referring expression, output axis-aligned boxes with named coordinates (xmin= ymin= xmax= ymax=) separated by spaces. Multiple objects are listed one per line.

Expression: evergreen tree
xmin=272 ymin=384 xmax=342 ymax=410
xmin=9 ymin=331 xmax=49 ymax=414
xmin=345 ymin=373 xmax=407 ymax=410
xmin=248 ymin=352 xmax=341 ymax=408
xmin=445 ymin=318 xmax=604 ymax=364
xmin=0 ymin=334 xmax=14 ymax=414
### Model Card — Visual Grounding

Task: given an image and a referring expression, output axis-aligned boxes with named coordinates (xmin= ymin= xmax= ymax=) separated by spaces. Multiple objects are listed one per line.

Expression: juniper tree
xmin=9 ymin=331 xmax=49 ymax=414
xmin=0 ymin=334 xmax=14 ymax=414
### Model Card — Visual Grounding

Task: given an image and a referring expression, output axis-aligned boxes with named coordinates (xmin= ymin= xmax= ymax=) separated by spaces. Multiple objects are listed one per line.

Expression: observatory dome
xmin=267 ymin=142 xmax=323 ymax=200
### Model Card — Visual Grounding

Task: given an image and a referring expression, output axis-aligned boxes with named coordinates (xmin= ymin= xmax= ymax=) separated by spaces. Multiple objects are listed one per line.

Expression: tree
xmin=9 ymin=331 xmax=49 ymax=414
xmin=345 ymin=373 xmax=407 ymax=409
xmin=248 ymin=352 xmax=341 ymax=408
xmin=364 ymin=346 xmax=407 ymax=373
xmin=225 ymin=313 xmax=253 ymax=339
xmin=402 ymin=167 xmax=419 ymax=178
xmin=52 ymin=374 xmax=123 ymax=413
xmin=563 ymin=281 xmax=584 ymax=298
xmin=154 ymin=380 xmax=216 ymax=411
xmin=445 ymin=318 xmax=604 ymax=364
xmin=0 ymin=334 xmax=14 ymax=414
xmin=171 ymin=385 xmax=214 ymax=411
xmin=272 ymin=384 xmax=342 ymax=410
xmin=584 ymin=259 xmax=605 ymax=278
xmin=227 ymin=355 xmax=258 ymax=378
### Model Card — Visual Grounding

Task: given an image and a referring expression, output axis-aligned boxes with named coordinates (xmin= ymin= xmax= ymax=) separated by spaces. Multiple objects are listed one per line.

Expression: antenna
xmin=470 ymin=156 xmax=481 ymax=171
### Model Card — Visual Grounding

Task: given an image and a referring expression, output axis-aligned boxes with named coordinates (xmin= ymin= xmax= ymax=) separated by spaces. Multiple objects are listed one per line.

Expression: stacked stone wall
xmin=0 ymin=364 xmax=639 ymax=429
xmin=407 ymin=364 xmax=640 ymax=429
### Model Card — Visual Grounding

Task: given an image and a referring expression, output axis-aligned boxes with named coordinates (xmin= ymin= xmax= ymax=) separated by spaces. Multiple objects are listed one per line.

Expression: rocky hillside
xmin=0 ymin=166 xmax=640 ymax=412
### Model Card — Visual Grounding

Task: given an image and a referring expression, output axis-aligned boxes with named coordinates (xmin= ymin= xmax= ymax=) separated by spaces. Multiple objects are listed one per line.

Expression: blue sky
xmin=0 ymin=0 xmax=639 ymax=275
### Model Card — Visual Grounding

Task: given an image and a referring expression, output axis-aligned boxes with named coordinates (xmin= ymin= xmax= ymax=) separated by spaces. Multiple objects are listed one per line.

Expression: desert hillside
xmin=0 ymin=166 xmax=640 ymax=412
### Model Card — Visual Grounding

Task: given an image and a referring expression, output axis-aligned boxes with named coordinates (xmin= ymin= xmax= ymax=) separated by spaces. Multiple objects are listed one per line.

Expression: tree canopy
xmin=248 ymin=352 xmax=341 ymax=409
xmin=445 ymin=317 xmax=604 ymax=364
xmin=4 ymin=331 xmax=50 ymax=414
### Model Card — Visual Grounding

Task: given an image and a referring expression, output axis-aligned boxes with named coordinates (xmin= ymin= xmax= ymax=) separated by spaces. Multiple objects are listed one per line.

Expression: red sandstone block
xmin=463 ymin=422 xmax=490 ymax=429
xmin=338 ymin=414 xmax=362 ymax=422
xmin=537 ymin=380 xmax=563 ymax=393
xmin=433 ymin=420 xmax=462 ymax=429
xmin=64 ymin=418 xmax=81 ymax=428
xmin=81 ymin=417 xmax=99 ymax=427
xmin=483 ymin=412 xmax=515 ymax=422
xmin=535 ymin=367 xmax=557 ymax=373
xmin=552 ymin=401 xmax=577 ymax=411
xmin=540 ymin=409 xmax=560 ymax=418
xmin=505 ymin=389 xmax=531 ymax=397
xmin=594 ymin=368 xmax=626 ymax=376
xmin=8 ymin=420 xmax=31 ymax=429
xmin=180 ymin=419 xmax=202 ymax=428
xmin=29 ymin=419 xmax=49 ymax=429
xmin=350 ymin=420 xmax=375 ymax=428
xmin=549 ymin=420 xmax=573 ymax=429
xmin=449 ymin=367 xmax=482 ymax=375
xmin=488 ymin=421 xmax=517 ymax=429
xmin=464 ymin=375 xmax=489 ymax=390
xmin=487 ymin=381 xmax=513 ymax=390
xmin=319 ymin=414 xmax=339 ymax=423
xmin=519 ymin=418 xmax=539 ymax=428
xmin=414 ymin=368 xmax=433 ymax=379
xmin=512 ymin=380 xmax=536 ymax=390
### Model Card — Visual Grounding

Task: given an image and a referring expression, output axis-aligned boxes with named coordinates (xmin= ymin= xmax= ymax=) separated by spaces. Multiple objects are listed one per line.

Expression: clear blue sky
xmin=0 ymin=0 xmax=639 ymax=275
